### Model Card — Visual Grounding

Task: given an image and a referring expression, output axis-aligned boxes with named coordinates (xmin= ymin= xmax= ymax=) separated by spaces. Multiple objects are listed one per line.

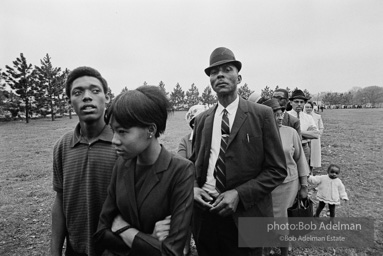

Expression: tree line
xmin=320 ymin=87 xmax=383 ymax=107
xmin=0 ymin=53 xmax=254 ymax=122
xmin=1 ymin=53 xmax=382 ymax=123
xmin=1 ymin=53 xmax=71 ymax=123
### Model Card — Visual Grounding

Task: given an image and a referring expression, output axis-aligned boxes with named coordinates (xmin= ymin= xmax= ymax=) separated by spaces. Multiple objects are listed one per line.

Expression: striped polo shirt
xmin=53 ymin=123 xmax=117 ymax=255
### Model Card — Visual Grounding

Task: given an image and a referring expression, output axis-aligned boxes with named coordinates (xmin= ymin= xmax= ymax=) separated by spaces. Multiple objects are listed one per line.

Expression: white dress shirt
xmin=202 ymin=96 xmax=239 ymax=196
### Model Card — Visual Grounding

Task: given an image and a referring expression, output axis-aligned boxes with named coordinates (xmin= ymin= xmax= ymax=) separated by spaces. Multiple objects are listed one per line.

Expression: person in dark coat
xmin=94 ymin=86 xmax=195 ymax=256
xmin=191 ymin=47 xmax=287 ymax=256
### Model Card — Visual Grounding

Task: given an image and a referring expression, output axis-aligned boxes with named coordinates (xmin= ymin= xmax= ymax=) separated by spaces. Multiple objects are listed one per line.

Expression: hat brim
xmin=204 ymin=60 xmax=242 ymax=76
xmin=272 ymin=106 xmax=286 ymax=112
xmin=289 ymin=96 xmax=309 ymax=101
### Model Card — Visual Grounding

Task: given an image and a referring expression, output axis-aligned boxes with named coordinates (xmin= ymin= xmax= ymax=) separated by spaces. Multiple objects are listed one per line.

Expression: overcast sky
xmin=1 ymin=0 xmax=382 ymax=97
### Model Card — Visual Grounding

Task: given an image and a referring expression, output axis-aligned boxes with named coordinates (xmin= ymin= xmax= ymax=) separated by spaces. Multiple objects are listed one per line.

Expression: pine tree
xmin=200 ymin=85 xmax=216 ymax=106
xmin=34 ymin=54 xmax=62 ymax=121
xmin=303 ymin=89 xmax=312 ymax=100
xmin=185 ymin=83 xmax=200 ymax=108
xmin=261 ymin=86 xmax=273 ymax=99
xmin=169 ymin=83 xmax=185 ymax=110
xmin=237 ymin=83 xmax=254 ymax=100
xmin=2 ymin=53 xmax=36 ymax=123
xmin=158 ymin=81 xmax=168 ymax=97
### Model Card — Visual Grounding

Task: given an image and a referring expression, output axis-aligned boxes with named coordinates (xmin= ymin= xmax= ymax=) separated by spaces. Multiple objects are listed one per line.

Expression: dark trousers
xmin=192 ymin=206 xmax=262 ymax=256
xmin=302 ymin=142 xmax=311 ymax=166
xmin=315 ymin=201 xmax=336 ymax=217
xmin=65 ymin=240 xmax=88 ymax=256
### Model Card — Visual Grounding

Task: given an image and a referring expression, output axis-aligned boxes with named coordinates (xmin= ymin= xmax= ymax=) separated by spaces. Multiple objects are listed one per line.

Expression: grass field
xmin=0 ymin=108 xmax=382 ymax=255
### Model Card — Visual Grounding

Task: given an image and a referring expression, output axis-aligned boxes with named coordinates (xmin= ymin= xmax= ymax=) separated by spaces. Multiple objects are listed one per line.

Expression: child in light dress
xmin=308 ymin=164 xmax=348 ymax=217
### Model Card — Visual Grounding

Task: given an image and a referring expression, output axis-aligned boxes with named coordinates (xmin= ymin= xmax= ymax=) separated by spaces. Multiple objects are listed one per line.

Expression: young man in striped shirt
xmin=51 ymin=67 xmax=118 ymax=256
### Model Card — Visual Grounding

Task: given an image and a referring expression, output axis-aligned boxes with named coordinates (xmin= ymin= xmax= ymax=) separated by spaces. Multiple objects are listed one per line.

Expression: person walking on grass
xmin=191 ymin=47 xmax=287 ymax=256
xmin=51 ymin=67 xmax=118 ymax=256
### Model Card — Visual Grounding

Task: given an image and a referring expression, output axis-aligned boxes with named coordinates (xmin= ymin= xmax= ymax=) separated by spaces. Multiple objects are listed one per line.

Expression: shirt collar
xmin=216 ymin=96 xmax=239 ymax=116
xmin=289 ymin=109 xmax=302 ymax=118
xmin=71 ymin=123 xmax=113 ymax=147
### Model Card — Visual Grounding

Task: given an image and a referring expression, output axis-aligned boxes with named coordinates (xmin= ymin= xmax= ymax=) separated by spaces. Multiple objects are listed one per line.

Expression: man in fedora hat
xmin=272 ymin=88 xmax=301 ymax=137
xmin=191 ymin=47 xmax=287 ymax=256
xmin=287 ymin=89 xmax=319 ymax=165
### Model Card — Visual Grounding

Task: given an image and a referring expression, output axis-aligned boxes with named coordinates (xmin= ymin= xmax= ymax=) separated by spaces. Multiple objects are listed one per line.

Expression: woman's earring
xmin=149 ymin=133 xmax=153 ymax=139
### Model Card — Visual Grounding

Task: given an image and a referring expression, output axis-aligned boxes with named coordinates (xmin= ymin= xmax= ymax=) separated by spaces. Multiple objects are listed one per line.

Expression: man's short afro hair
xmin=65 ymin=66 xmax=108 ymax=97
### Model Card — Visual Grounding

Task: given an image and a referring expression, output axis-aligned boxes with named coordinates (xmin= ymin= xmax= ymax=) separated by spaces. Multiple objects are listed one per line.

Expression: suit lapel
xmin=136 ymin=147 xmax=170 ymax=209
xmin=203 ymin=106 xmax=216 ymax=160
xmin=200 ymin=106 xmax=216 ymax=179
xmin=227 ymin=98 xmax=248 ymax=148
xmin=123 ymin=160 xmax=141 ymax=228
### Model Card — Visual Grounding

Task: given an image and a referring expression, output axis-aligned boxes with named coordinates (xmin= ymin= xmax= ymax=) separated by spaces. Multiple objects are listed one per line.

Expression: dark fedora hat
xmin=204 ymin=47 xmax=242 ymax=76
xmin=262 ymin=99 xmax=285 ymax=112
xmin=289 ymin=89 xmax=309 ymax=101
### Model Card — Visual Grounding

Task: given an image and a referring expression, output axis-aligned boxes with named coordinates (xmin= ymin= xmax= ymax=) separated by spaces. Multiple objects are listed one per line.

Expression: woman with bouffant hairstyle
xmin=94 ymin=85 xmax=195 ymax=256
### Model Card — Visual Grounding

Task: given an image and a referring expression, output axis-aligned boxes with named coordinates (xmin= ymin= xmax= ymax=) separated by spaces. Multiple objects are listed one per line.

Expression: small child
xmin=308 ymin=164 xmax=348 ymax=217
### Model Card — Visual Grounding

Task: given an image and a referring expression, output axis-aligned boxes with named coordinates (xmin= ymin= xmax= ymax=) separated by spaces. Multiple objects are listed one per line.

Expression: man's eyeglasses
xmin=293 ymin=100 xmax=305 ymax=104
xmin=274 ymin=112 xmax=284 ymax=118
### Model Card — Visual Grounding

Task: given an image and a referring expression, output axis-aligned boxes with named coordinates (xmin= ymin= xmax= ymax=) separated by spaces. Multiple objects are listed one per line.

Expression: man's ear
xmin=105 ymin=94 xmax=110 ymax=104
xmin=237 ymin=74 xmax=242 ymax=84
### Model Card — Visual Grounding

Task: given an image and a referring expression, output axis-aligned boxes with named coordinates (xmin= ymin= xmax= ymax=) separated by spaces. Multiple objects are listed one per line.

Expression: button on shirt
xmin=202 ymin=96 xmax=239 ymax=197
xmin=287 ymin=109 xmax=317 ymax=143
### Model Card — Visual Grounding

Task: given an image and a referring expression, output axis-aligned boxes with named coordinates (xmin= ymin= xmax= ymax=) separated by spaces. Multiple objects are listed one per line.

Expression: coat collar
xmin=203 ymin=97 xmax=249 ymax=148
xmin=123 ymin=146 xmax=172 ymax=213
xmin=227 ymin=97 xmax=248 ymax=147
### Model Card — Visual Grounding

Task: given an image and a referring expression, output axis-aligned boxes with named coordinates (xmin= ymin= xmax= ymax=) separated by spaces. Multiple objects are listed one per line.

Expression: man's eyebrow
xmin=90 ymin=84 xmax=103 ymax=88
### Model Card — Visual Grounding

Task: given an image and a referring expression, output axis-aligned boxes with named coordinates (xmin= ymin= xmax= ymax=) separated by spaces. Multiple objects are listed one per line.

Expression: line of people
xmin=50 ymin=47 xmax=347 ymax=256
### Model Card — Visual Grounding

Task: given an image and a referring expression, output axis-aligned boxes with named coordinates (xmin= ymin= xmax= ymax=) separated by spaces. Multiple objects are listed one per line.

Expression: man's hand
xmin=111 ymin=214 xmax=129 ymax=233
xmin=152 ymin=215 xmax=171 ymax=242
xmin=210 ymin=189 xmax=239 ymax=217
xmin=194 ymin=187 xmax=214 ymax=210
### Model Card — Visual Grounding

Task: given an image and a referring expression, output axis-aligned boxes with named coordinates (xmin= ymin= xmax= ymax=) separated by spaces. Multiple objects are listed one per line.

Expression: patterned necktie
xmin=214 ymin=109 xmax=230 ymax=193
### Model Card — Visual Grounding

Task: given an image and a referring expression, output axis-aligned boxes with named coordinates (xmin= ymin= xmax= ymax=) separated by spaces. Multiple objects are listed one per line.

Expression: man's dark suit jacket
xmin=192 ymin=97 xmax=287 ymax=221
xmin=283 ymin=112 xmax=301 ymax=138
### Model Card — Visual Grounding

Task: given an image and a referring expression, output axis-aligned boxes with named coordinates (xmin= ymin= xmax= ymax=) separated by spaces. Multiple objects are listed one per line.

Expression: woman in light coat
xmin=263 ymin=99 xmax=309 ymax=256
xmin=304 ymin=101 xmax=324 ymax=172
